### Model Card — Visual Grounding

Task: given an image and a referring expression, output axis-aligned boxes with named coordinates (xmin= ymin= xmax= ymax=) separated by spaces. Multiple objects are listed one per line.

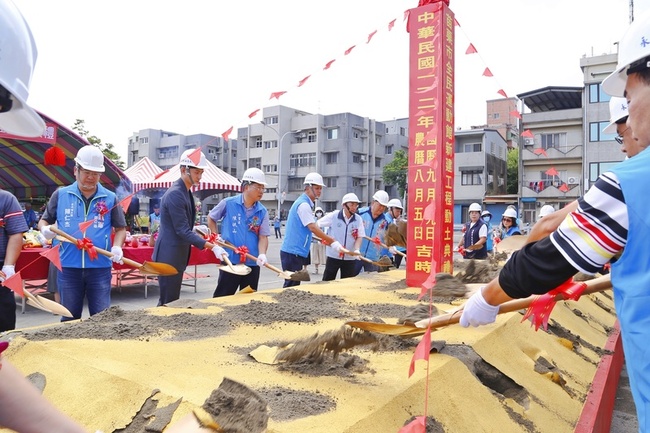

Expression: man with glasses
xmin=208 ymin=168 xmax=270 ymax=296
xmin=356 ymin=190 xmax=392 ymax=273
xmin=316 ymin=193 xmax=365 ymax=281
xmin=39 ymin=145 xmax=127 ymax=321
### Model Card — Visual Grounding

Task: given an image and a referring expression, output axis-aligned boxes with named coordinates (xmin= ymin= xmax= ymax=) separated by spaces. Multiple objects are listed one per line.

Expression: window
xmin=461 ymin=170 xmax=482 ymax=185
xmin=375 ymin=181 xmax=381 ymax=190
xmin=385 ymin=145 xmax=393 ymax=155
xmin=541 ymin=133 xmax=567 ymax=150
xmin=589 ymin=161 xmax=618 ymax=182
xmin=263 ymin=140 xmax=278 ymax=149
xmin=352 ymin=154 xmax=361 ymax=163
xmin=325 ymin=177 xmax=337 ymax=188
xmin=289 ymin=178 xmax=304 ymax=191
xmin=250 ymin=158 xmax=261 ymax=169
xmin=588 ymin=83 xmax=612 ymax=104
xmin=400 ymin=127 xmax=406 ymax=136
xmin=139 ymin=137 xmax=149 ymax=144
xmin=232 ymin=150 xmax=237 ymax=158
xmin=325 ymin=153 xmax=338 ymax=164
xmin=327 ymin=128 xmax=339 ymax=140
xmin=289 ymin=152 xmax=316 ymax=168
xmin=353 ymin=131 xmax=360 ymax=139
xmin=264 ymin=116 xmax=278 ymax=125
xmin=589 ymin=122 xmax=617 ymax=142
xmin=255 ymin=137 xmax=262 ymax=148
xmin=308 ymin=131 xmax=317 ymax=142
xmin=375 ymin=157 xmax=381 ymax=168
xmin=493 ymin=113 xmax=500 ymax=119
xmin=263 ymin=164 xmax=277 ymax=173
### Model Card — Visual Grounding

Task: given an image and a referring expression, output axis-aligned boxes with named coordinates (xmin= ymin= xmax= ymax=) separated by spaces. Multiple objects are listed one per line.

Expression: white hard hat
xmin=387 ymin=198 xmax=403 ymax=209
xmin=0 ymin=0 xmax=45 ymax=137
xmin=481 ymin=209 xmax=492 ymax=218
xmin=603 ymin=97 xmax=629 ymax=134
xmin=303 ymin=172 xmax=325 ymax=186
xmin=74 ymin=145 xmax=105 ymax=173
xmin=539 ymin=205 xmax=555 ymax=218
xmin=468 ymin=202 xmax=482 ymax=213
xmin=241 ymin=167 xmax=267 ymax=186
xmin=315 ymin=206 xmax=324 ymax=213
xmin=341 ymin=193 xmax=361 ymax=205
xmin=180 ymin=148 xmax=208 ymax=169
xmin=602 ymin=10 xmax=650 ymax=97
xmin=502 ymin=208 xmax=517 ymax=219
xmin=372 ymin=190 xmax=390 ymax=207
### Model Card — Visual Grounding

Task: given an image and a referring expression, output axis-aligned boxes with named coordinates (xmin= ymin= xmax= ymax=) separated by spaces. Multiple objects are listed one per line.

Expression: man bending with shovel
xmin=208 ymin=168 xmax=270 ymax=296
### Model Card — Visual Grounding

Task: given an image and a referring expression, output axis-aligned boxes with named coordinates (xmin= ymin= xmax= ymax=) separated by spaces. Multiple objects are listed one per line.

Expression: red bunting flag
xmin=41 ymin=244 xmax=62 ymax=271
xmin=559 ymin=183 xmax=569 ymax=192
xmin=221 ymin=126 xmax=233 ymax=142
xmin=323 ymin=59 xmax=336 ymax=70
xmin=497 ymin=89 xmax=508 ymax=98
xmin=399 ymin=416 xmax=426 ymax=433
xmin=545 ymin=167 xmax=559 ymax=176
xmin=408 ymin=326 xmax=432 ymax=377
xmin=454 ymin=18 xmax=460 ymax=26
xmin=344 ymin=45 xmax=356 ymax=56
xmin=388 ymin=19 xmax=396 ymax=31
xmin=509 ymin=110 xmax=522 ymax=119
xmin=533 ymin=148 xmax=548 ymax=157
xmin=269 ymin=91 xmax=287 ymax=100
xmin=2 ymin=271 xmax=23 ymax=297
xmin=248 ymin=109 xmax=260 ymax=119
xmin=419 ymin=261 xmax=438 ymax=300
xmin=187 ymin=148 xmax=202 ymax=166
xmin=465 ymin=43 xmax=477 ymax=54
xmin=521 ymin=129 xmax=534 ymax=138
xmin=482 ymin=67 xmax=493 ymax=77
xmin=79 ymin=220 xmax=94 ymax=233
xmin=119 ymin=194 xmax=134 ymax=214
xmin=297 ymin=75 xmax=311 ymax=87
xmin=367 ymin=30 xmax=377 ymax=44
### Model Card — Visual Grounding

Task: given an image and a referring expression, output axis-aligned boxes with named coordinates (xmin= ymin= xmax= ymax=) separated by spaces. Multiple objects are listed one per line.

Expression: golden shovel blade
xmin=218 ymin=264 xmax=252 ymax=276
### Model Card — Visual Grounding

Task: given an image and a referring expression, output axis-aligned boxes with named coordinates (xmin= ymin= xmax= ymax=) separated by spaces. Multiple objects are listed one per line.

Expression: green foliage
xmin=383 ymin=149 xmax=408 ymax=198
xmin=506 ymin=147 xmax=519 ymax=194
xmin=72 ymin=119 xmax=126 ymax=169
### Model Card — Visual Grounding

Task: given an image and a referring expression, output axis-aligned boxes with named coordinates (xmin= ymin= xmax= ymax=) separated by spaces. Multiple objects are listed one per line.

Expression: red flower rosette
xmin=76 ymin=237 xmax=99 ymax=260
xmin=372 ymin=236 xmax=382 ymax=246
xmin=521 ymin=278 xmax=587 ymax=331
xmin=234 ymin=245 xmax=249 ymax=262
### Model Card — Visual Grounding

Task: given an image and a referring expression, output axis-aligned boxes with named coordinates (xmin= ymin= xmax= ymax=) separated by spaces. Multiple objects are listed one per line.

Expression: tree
xmin=383 ymin=149 xmax=408 ymax=198
xmin=72 ymin=119 xmax=126 ymax=169
xmin=506 ymin=147 xmax=519 ymax=195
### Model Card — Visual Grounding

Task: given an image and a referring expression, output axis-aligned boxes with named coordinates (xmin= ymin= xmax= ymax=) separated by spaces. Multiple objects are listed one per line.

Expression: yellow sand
xmin=3 ymin=270 xmax=616 ymax=433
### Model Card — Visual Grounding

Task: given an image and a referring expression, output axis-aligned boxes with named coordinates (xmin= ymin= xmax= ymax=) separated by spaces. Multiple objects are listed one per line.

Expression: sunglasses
xmin=614 ymin=127 xmax=630 ymax=145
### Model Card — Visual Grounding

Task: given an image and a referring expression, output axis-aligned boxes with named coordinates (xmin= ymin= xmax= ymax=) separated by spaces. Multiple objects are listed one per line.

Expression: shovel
xmin=313 ymin=237 xmax=392 ymax=268
xmin=50 ymin=227 xmax=178 ymax=276
xmin=494 ymin=235 xmax=529 ymax=254
xmin=363 ymin=235 xmax=406 ymax=257
xmin=216 ymin=250 xmax=252 ymax=276
xmin=216 ymin=240 xmax=309 ymax=282
xmin=347 ymin=274 xmax=613 ymax=336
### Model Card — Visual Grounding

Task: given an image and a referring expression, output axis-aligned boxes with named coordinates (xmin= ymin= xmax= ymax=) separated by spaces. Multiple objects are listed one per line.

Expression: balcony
xmin=522 ymin=182 xmax=580 ymax=199
xmin=522 ymin=145 xmax=583 ymax=161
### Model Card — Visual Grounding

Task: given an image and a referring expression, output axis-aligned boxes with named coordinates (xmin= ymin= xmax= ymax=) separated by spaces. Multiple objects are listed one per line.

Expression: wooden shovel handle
xmin=50 ymin=226 xmax=145 ymax=269
xmin=363 ymin=235 xmax=406 ymax=257
xmin=415 ymin=274 xmax=613 ymax=329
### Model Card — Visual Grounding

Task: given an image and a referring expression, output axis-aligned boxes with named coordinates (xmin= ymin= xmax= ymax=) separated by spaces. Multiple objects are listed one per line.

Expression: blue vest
xmin=611 ymin=148 xmax=650 ymax=430
xmin=281 ymin=193 xmax=313 ymax=257
xmin=358 ymin=207 xmax=390 ymax=261
xmin=462 ymin=219 xmax=487 ymax=259
xmin=57 ymin=182 xmax=115 ymax=268
xmin=484 ymin=220 xmax=493 ymax=251
xmin=221 ymin=195 xmax=267 ymax=266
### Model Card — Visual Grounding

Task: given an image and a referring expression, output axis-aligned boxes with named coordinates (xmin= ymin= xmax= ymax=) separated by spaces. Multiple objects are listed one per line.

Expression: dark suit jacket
xmin=152 ymin=178 xmax=207 ymax=272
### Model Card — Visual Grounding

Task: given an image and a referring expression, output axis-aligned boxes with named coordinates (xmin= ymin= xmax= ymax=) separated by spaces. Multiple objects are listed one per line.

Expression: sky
xmin=13 ymin=0 xmax=650 ymax=163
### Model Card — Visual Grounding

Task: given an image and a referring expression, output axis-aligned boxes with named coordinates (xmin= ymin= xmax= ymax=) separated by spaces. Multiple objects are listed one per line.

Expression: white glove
xmin=40 ymin=225 xmax=56 ymax=240
xmin=459 ymin=287 xmax=500 ymax=327
xmin=353 ymin=249 xmax=361 ymax=260
xmin=110 ymin=246 xmax=124 ymax=264
xmin=256 ymin=253 xmax=268 ymax=267
xmin=0 ymin=265 xmax=15 ymax=283
xmin=212 ymin=246 xmax=227 ymax=259
xmin=330 ymin=241 xmax=343 ymax=252
xmin=388 ymin=246 xmax=398 ymax=255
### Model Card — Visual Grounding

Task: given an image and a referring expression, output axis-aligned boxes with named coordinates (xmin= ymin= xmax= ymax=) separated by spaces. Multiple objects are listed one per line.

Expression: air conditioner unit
xmin=158 ymin=153 xmax=165 ymax=159
xmin=359 ymin=155 xmax=367 ymax=162
xmin=524 ymin=138 xmax=534 ymax=146
xmin=359 ymin=179 xmax=368 ymax=186
xmin=567 ymin=176 xmax=578 ymax=185
xmin=288 ymin=168 xmax=296 ymax=176
xmin=297 ymin=132 xmax=307 ymax=139
xmin=212 ymin=155 xmax=218 ymax=161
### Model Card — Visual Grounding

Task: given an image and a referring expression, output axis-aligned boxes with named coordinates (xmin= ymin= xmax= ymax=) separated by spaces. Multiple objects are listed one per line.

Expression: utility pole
xmin=630 ymin=0 xmax=634 ymax=23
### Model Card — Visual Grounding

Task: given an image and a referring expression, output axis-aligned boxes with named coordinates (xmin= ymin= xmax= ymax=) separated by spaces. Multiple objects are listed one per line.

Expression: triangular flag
xmin=497 ymin=89 xmax=508 ymax=98
xmin=248 ymin=109 xmax=260 ymax=119
xmin=270 ymin=91 xmax=287 ymax=100
xmin=119 ymin=194 xmax=134 ymax=214
xmin=403 ymin=10 xmax=410 ymax=21
xmin=367 ymin=30 xmax=377 ymax=44
xmin=454 ymin=18 xmax=460 ymax=26
xmin=2 ymin=271 xmax=23 ymax=297
xmin=297 ymin=75 xmax=311 ymax=87
xmin=521 ymin=129 xmax=534 ymax=138
xmin=398 ymin=416 xmax=426 ymax=433
xmin=41 ymin=244 xmax=62 ymax=271
xmin=344 ymin=45 xmax=356 ymax=56
xmin=545 ymin=167 xmax=559 ymax=176
xmin=559 ymin=183 xmax=569 ymax=193
xmin=388 ymin=19 xmax=396 ymax=31
xmin=465 ymin=43 xmax=477 ymax=54
xmin=187 ymin=148 xmax=202 ymax=165
xmin=221 ymin=126 xmax=233 ymax=142
xmin=482 ymin=67 xmax=493 ymax=77
xmin=509 ymin=110 xmax=522 ymax=119
xmin=79 ymin=220 xmax=94 ymax=233
xmin=323 ymin=59 xmax=336 ymax=70
xmin=408 ymin=327 xmax=432 ymax=377
xmin=533 ymin=148 xmax=548 ymax=157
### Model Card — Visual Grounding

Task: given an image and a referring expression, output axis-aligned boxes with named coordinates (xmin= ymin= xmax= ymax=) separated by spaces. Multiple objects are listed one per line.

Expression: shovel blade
xmin=219 ymin=264 xmax=252 ymax=276
xmin=139 ymin=261 xmax=178 ymax=276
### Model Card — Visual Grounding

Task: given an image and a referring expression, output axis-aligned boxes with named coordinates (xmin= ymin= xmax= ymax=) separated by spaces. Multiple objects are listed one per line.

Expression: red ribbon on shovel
xmin=234 ymin=245 xmax=249 ymax=263
xmin=522 ymin=278 xmax=587 ymax=331
xmin=76 ymin=238 xmax=98 ymax=260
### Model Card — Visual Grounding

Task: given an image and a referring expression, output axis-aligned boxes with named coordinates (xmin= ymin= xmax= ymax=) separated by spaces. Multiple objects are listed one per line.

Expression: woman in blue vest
xmin=457 ymin=202 xmax=487 ymax=260
xmin=498 ymin=207 xmax=522 ymax=240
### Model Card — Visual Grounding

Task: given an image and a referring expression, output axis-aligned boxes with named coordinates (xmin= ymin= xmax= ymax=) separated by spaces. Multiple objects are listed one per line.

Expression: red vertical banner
xmin=406 ymin=2 xmax=455 ymax=287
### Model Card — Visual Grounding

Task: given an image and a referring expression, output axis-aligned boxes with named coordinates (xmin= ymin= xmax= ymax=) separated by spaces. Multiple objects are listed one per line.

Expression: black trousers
xmin=0 ymin=286 xmax=16 ymax=332
xmin=322 ymin=257 xmax=358 ymax=281
xmin=213 ymin=266 xmax=261 ymax=297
